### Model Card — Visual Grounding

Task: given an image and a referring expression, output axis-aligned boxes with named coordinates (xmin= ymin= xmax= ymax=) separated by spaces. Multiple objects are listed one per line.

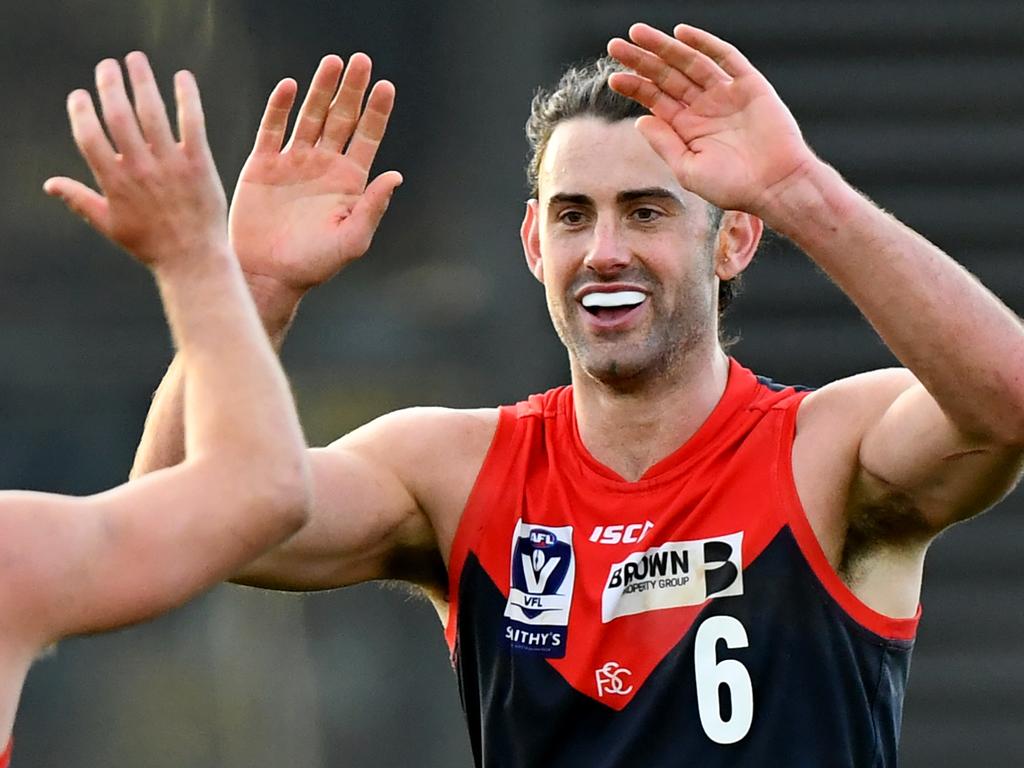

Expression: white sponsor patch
xmin=601 ymin=532 xmax=744 ymax=623
xmin=503 ymin=520 xmax=575 ymax=657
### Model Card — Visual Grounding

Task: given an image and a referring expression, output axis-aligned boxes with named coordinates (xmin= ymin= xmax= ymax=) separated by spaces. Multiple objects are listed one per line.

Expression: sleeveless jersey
xmin=1 ymin=737 xmax=11 ymax=768
xmin=445 ymin=359 xmax=919 ymax=767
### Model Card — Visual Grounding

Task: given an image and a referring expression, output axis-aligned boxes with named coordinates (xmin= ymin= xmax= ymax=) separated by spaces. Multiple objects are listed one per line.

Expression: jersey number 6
xmin=694 ymin=615 xmax=754 ymax=744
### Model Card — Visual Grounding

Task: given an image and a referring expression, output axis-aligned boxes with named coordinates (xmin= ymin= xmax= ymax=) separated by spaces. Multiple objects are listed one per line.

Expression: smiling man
xmin=131 ymin=23 xmax=1024 ymax=768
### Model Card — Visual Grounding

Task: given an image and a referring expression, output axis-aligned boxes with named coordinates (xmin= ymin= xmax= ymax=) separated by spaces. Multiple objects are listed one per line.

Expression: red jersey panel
xmin=445 ymin=360 xmax=918 ymax=767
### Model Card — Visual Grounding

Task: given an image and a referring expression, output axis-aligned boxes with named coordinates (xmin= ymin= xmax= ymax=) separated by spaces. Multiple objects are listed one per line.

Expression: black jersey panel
xmin=454 ymin=527 xmax=913 ymax=768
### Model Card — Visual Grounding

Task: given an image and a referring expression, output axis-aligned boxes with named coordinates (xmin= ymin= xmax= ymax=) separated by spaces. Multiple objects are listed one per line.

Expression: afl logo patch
xmin=503 ymin=520 xmax=575 ymax=658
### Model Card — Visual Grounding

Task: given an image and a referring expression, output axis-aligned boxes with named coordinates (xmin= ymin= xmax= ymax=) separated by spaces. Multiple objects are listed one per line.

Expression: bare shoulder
xmin=791 ymin=368 xmax=919 ymax=562
xmin=797 ymin=367 xmax=918 ymax=435
xmin=338 ymin=406 xmax=500 ymax=471
xmin=794 ymin=367 xmax=920 ymax=500
xmin=330 ymin=406 xmax=501 ymax=557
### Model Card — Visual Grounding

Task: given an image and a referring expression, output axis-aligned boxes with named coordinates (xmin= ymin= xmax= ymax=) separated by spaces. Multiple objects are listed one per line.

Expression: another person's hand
xmin=229 ymin=54 xmax=402 ymax=306
xmin=608 ymin=23 xmax=817 ymax=217
xmin=44 ymin=53 xmax=228 ymax=270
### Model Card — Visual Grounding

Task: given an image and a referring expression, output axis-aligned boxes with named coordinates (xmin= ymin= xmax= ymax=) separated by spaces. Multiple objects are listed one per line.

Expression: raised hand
xmin=229 ymin=53 xmax=402 ymax=308
xmin=607 ymin=23 xmax=816 ymax=217
xmin=43 ymin=53 xmax=228 ymax=268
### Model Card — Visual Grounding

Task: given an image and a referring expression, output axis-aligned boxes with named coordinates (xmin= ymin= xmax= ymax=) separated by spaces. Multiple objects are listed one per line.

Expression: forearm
xmin=153 ymin=249 xmax=308 ymax=501
xmin=131 ymin=272 xmax=303 ymax=479
xmin=130 ymin=355 xmax=186 ymax=478
xmin=763 ymin=160 xmax=1024 ymax=443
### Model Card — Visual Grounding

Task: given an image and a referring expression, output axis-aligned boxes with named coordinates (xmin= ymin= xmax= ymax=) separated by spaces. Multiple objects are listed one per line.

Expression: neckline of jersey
xmin=561 ymin=357 xmax=760 ymax=489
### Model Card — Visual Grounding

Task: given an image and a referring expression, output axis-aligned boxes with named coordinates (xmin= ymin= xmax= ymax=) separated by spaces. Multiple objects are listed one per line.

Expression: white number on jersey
xmin=694 ymin=615 xmax=754 ymax=744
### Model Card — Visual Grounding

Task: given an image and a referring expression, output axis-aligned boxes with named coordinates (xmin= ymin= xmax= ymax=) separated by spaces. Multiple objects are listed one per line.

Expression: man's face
xmin=525 ymin=117 xmax=720 ymax=388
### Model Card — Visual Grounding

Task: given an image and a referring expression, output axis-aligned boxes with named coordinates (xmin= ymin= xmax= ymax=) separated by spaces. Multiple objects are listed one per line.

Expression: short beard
xmin=552 ymin=273 xmax=715 ymax=393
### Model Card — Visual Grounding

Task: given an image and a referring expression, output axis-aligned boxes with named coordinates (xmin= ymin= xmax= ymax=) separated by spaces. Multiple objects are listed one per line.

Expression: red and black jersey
xmin=445 ymin=359 xmax=918 ymax=767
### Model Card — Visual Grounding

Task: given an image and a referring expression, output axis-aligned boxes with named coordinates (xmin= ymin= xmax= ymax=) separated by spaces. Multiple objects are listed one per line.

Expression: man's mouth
xmin=580 ymin=290 xmax=647 ymax=321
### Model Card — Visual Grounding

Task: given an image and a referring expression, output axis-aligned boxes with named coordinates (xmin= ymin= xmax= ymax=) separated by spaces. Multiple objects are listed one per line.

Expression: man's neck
xmin=571 ymin=347 xmax=731 ymax=482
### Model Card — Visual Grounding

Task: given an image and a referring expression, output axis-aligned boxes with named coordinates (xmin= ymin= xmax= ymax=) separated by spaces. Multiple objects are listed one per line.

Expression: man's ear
xmin=521 ymin=199 xmax=544 ymax=283
xmin=714 ymin=211 xmax=763 ymax=281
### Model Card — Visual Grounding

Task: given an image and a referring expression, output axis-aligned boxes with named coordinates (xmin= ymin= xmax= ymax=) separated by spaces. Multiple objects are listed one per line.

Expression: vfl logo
xmin=595 ymin=662 xmax=634 ymax=697
xmin=503 ymin=520 xmax=575 ymax=657
xmin=601 ymin=532 xmax=744 ymax=622
xmin=522 ymin=533 xmax=562 ymax=598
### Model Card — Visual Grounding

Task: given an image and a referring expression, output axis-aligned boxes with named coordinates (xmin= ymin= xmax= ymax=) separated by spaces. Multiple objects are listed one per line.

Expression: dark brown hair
xmin=526 ymin=57 xmax=738 ymax=315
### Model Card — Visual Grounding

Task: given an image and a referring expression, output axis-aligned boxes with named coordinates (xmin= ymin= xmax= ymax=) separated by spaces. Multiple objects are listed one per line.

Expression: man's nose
xmin=583 ymin=221 xmax=632 ymax=274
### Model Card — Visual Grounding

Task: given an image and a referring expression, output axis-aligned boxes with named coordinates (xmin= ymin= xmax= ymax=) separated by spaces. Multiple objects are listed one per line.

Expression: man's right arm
xmin=134 ymin=362 xmax=498 ymax=592
xmin=234 ymin=406 xmax=498 ymax=592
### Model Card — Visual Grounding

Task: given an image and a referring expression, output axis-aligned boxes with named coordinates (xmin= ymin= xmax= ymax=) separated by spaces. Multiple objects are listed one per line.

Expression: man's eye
xmin=631 ymin=207 xmax=661 ymax=222
xmin=559 ymin=210 xmax=586 ymax=225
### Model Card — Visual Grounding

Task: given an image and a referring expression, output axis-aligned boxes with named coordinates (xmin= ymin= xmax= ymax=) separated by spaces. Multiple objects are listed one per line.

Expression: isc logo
xmin=589 ymin=521 xmax=654 ymax=545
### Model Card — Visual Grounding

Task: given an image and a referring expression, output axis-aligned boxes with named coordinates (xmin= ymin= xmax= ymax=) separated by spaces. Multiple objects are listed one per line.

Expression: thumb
xmin=350 ymin=170 xmax=403 ymax=242
xmin=635 ymin=115 xmax=690 ymax=182
xmin=44 ymin=177 xmax=111 ymax=234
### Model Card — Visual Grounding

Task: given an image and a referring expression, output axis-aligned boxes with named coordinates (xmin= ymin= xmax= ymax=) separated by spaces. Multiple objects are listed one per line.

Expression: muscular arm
xmin=131 ymin=54 xmax=478 ymax=592
xmin=8 ymin=52 xmax=311 ymax=647
xmin=779 ymin=170 xmax=1024 ymax=531
xmin=609 ymin=24 xmax=1024 ymax=535
xmin=232 ymin=406 xmax=497 ymax=593
xmin=137 ymin=373 xmax=497 ymax=594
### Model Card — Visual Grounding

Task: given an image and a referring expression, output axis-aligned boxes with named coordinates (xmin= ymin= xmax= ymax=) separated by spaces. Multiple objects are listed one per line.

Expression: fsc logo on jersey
xmin=503 ymin=520 xmax=575 ymax=657
xmin=601 ymin=532 xmax=743 ymax=622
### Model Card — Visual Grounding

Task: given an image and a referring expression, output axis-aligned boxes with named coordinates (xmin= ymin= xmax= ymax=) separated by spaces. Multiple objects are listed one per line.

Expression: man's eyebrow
xmin=617 ymin=187 xmax=683 ymax=205
xmin=546 ymin=192 xmax=594 ymax=206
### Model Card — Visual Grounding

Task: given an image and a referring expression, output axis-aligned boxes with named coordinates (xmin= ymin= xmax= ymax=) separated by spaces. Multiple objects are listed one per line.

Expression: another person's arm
xmin=132 ymin=53 xmax=401 ymax=478
xmin=127 ymin=55 xmax=462 ymax=593
xmin=608 ymin=24 xmax=1024 ymax=533
xmin=0 ymin=51 xmax=311 ymax=649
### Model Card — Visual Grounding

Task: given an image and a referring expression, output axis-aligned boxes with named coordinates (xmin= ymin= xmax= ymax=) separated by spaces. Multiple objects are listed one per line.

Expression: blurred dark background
xmin=1 ymin=0 xmax=1023 ymax=765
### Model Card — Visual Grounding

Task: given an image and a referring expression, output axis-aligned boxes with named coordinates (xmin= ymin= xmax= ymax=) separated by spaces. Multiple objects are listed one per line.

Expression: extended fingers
xmin=607 ymin=72 xmax=686 ymax=126
xmin=94 ymin=58 xmax=146 ymax=155
xmin=252 ymin=78 xmax=298 ymax=154
xmin=124 ymin=51 xmax=175 ymax=151
xmin=673 ymin=24 xmax=754 ymax=79
xmin=65 ymin=89 xmax=117 ymax=181
xmin=290 ymin=54 xmax=344 ymax=147
xmin=320 ymin=52 xmax=373 ymax=152
xmin=173 ymin=70 xmax=210 ymax=153
xmin=344 ymin=80 xmax=395 ymax=172
xmin=627 ymin=23 xmax=730 ymax=90
xmin=608 ymin=38 xmax=703 ymax=105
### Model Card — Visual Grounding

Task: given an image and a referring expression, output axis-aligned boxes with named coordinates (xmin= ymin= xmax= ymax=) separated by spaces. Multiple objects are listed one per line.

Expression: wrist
xmin=754 ymin=159 xmax=869 ymax=251
xmin=244 ymin=272 xmax=304 ymax=344
xmin=152 ymin=241 xmax=236 ymax=284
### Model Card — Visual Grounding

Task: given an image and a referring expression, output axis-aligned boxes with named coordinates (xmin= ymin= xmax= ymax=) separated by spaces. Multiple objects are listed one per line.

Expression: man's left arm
xmin=608 ymin=22 xmax=1024 ymax=530
xmin=766 ymin=160 xmax=1024 ymax=529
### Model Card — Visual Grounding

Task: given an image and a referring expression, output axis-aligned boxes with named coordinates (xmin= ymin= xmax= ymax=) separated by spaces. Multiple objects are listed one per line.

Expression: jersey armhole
xmin=444 ymin=404 xmax=520 ymax=655
xmin=773 ymin=393 xmax=921 ymax=642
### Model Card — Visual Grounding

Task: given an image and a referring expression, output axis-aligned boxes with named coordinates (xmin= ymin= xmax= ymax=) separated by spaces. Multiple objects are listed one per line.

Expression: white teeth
xmin=581 ymin=290 xmax=646 ymax=309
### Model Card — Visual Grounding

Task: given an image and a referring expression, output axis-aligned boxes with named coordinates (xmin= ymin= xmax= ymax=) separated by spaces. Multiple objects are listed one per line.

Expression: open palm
xmin=608 ymin=24 xmax=813 ymax=216
xmin=230 ymin=53 xmax=402 ymax=293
